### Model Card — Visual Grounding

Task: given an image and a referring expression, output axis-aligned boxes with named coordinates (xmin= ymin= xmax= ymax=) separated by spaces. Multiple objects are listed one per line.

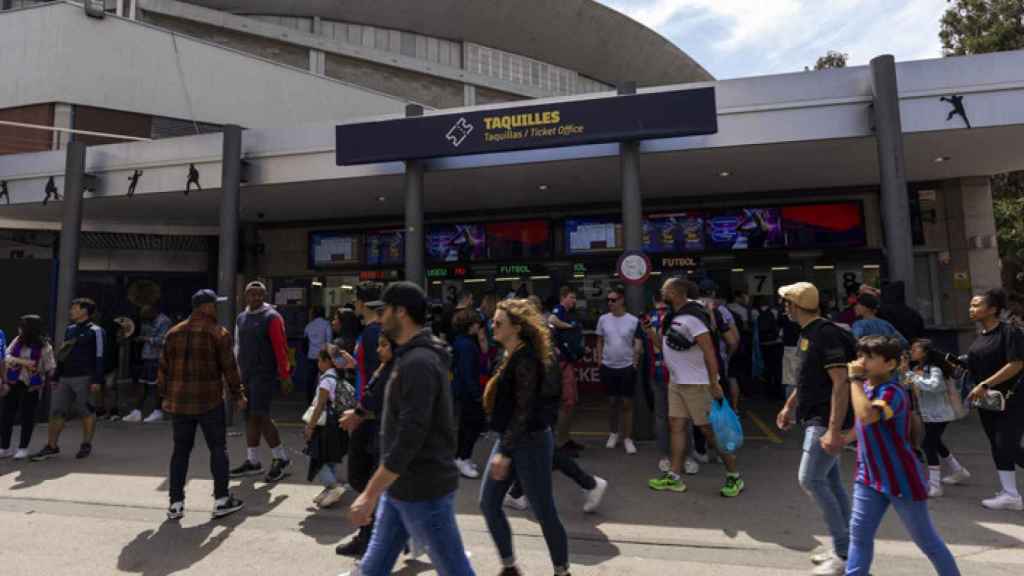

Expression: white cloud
xmin=597 ymin=0 xmax=948 ymax=78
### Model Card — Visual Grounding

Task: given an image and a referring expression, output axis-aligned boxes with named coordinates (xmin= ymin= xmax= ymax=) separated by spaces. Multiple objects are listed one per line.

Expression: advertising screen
xmin=365 ymin=230 xmax=405 ymax=266
xmin=782 ymin=202 xmax=866 ymax=248
xmin=310 ymin=232 xmax=361 ymax=267
xmin=565 ymin=219 xmax=622 ymax=254
xmin=644 ymin=212 xmax=705 ymax=253
xmin=426 ymin=224 xmax=486 ymax=262
xmin=486 ymin=220 xmax=551 ymax=259
xmin=705 ymin=208 xmax=785 ymax=250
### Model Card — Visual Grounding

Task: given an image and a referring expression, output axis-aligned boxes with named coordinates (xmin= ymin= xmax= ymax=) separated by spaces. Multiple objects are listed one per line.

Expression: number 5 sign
xmin=746 ymin=271 xmax=774 ymax=296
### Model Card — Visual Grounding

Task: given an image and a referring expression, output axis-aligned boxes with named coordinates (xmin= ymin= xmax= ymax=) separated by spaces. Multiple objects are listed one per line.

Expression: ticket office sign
xmin=336 ymin=87 xmax=717 ymax=165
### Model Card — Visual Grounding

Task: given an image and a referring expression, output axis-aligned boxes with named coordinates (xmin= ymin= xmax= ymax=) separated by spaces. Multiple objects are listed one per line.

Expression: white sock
xmin=246 ymin=447 xmax=259 ymax=464
xmin=942 ymin=454 xmax=963 ymax=472
xmin=998 ymin=470 xmax=1020 ymax=497
xmin=215 ymin=496 xmax=229 ymax=506
xmin=272 ymin=445 xmax=288 ymax=461
xmin=928 ymin=466 xmax=941 ymax=487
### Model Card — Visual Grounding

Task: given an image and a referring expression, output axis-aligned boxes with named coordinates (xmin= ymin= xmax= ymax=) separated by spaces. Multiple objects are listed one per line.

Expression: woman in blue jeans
xmin=480 ymin=299 xmax=570 ymax=576
xmin=843 ymin=336 xmax=960 ymax=576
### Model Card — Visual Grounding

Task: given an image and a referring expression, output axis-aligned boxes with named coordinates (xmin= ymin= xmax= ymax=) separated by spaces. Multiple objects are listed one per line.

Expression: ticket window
xmin=323 ymin=275 xmax=358 ymax=316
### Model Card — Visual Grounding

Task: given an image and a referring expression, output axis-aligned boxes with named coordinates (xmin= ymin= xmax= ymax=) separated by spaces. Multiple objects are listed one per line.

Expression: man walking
xmin=230 ymin=281 xmax=293 ymax=483
xmin=776 ymin=282 xmax=856 ymax=576
xmin=646 ymin=278 xmax=744 ymax=497
xmin=31 ymin=298 xmax=105 ymax=461
xmin=303 ymin=306 xmax=334 ymax=405
xmin=346 ymin=281 xmax=474 ymax=576
xmin=160 ymin=290 xmax=247 ymax=520
xmin=549 ymin=286 xmax=584 ymax=455
xmin=596 ymin=286 xmax=643 ymax=455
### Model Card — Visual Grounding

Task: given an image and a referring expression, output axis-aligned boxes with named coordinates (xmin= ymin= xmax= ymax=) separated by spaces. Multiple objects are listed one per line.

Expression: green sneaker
xmin=721 ymin=474 xmax=745 ymax=498
xmin=648 ymin=473 xmax=687 ymax=492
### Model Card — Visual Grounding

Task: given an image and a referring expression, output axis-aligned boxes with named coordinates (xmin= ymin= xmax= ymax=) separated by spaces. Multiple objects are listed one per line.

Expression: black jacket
xmin=489 ymin=344 xmax=550 ymax=456
xmin=380 ymin=329 xmax=459 ymax=501
xmin=879 ymin=282 xmax=925 ymax=342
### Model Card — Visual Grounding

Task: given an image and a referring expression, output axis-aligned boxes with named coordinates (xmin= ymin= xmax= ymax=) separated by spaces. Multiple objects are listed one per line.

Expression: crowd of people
xmin=1 ymin=274 xmax=1022 ymax=576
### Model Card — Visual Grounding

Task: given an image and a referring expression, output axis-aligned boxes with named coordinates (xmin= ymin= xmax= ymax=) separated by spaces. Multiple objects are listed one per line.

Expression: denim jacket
xmin=905 ymin=365 xmax=955 ymax=423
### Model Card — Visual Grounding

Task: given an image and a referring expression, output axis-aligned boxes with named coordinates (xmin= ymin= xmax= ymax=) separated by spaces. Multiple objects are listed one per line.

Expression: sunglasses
xmin=607 ymin=297 xmax=620 ymax=303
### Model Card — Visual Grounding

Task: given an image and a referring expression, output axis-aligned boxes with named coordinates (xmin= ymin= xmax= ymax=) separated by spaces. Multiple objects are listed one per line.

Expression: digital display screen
xmin=565 ymin=219 xmax=622 ymax=254
xmin=782 ymin=202 xmax=866 ymax=248
xmin=426 ymin=224 xmax=486 ymax=262
xmin=365 ymin=230 xmax=405 ymax=266
xmin=310 ymin=232 xmax=361 ymax=267
xmin=486 ymin=220 xmax=551 ymax=259
xmin=643 ymin=212 xmax=705 ymax=253
xmin=705 ymin=208 xmax=785 ymax=250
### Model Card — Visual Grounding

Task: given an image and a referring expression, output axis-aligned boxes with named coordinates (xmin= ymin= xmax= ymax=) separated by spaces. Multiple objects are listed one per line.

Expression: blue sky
xmin=596 ymin=0 xmax=948 ymax=79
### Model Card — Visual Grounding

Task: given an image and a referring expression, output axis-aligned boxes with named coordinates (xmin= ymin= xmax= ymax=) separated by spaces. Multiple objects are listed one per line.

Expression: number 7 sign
xmin=746 ymin=271 xmax=774 ymax=296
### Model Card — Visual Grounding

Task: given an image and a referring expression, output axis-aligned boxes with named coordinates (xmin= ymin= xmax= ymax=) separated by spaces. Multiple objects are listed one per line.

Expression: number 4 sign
xmin=746 ymin=271 xmax=774 ymax=296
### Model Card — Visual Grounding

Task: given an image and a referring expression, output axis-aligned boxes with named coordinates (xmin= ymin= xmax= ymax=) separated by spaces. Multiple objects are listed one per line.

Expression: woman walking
xmin=480 ymin=299 xmax=570 ymax=576
xmin=965 ymin=288 xmax=1024 ymax=511
xmin=452 ymin=308 xmax=486 ymax=479
xmin=1 ymin=315 xmax=55 ymax=459
xmin=905 ymin=339 xmax=970 ymax=497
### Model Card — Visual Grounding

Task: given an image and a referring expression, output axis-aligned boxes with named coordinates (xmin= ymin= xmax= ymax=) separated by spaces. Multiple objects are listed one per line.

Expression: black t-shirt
xmin=795 ymin=318 xmax=856 ymax=426
xmin=967 ymin=322 xmax=1024 ymax=393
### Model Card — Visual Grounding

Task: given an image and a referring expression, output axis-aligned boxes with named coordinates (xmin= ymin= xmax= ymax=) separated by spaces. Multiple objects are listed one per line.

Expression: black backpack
xmin=555 ymin=323 xmax=585 ymax=362
xmin=541 ymin=346 xmax=564 ymax=402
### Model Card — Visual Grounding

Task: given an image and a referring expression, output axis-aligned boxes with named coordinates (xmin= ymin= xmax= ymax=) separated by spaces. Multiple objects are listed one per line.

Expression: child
xmin=304 ymin=344 xmax=354 ymax=509
xmin=844 ymin=335 xmax=960 ymax=576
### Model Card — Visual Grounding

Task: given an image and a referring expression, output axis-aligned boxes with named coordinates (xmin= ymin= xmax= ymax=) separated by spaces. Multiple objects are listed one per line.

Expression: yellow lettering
xmin=551 ymin=110 xmax=560 ymax=123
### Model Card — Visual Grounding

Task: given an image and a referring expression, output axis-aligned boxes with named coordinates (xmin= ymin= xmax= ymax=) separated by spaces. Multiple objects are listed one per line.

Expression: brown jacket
xmin=158 ymin=311 xmax=244 ymax=415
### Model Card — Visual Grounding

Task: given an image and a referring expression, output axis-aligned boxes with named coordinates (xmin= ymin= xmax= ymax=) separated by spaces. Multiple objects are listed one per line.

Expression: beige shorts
xmin=667 ymin=384 xmax=712 ymax=426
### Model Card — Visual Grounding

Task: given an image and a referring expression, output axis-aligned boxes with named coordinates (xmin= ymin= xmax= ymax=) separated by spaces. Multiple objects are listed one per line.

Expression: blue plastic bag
xmin=710 ymin=398 xmax=744 ymax=454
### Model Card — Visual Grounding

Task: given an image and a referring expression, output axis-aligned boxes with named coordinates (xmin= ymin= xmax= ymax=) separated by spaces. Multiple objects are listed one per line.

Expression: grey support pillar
xmin=217 ymin=125 xmax=241 ymax=328
xmin=54 ymin=142 xmax=87 ymax=347
xmin=618 ymin=81 xmax=644 ymax=315
xmin=870 ymin=55 xmax=915 ymax=306
xmin=404 ymin=104 xmax=426 ymax=287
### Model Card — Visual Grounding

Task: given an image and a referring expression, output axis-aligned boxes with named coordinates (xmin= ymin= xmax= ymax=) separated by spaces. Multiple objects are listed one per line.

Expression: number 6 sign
xmin=746 ymin=270 xmax=774 ymax=296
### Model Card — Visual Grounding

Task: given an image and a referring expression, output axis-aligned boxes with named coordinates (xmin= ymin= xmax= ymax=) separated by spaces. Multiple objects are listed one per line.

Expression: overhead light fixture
xmin=771 ymin=266 xmax=790 ymax=271
xmin=538 ymin=184 xmax=549 ymax=191
xmin=377 ymin=195 xmax=387 ymax=202
xmin=719 ymin=171 xmax=732 ymax=177
xmin=573 ymin=273 xmax=585 ymax=279
xmin=311 ymin=280 xmax=324 ymax=287
xmin=530 ymin=275 xmax=551 ymax=280
xmin=464 ymin=278 xmax=487 ymax=284
xmin=934 ymin=156 xmax=951 ymax=163
xmin=341 ymin=284 xmax=354 ymax=290
xmin=650 ymin=271 xmax=663 ymax=276
xmin=813 ymin=265 xmax=836 ymax=271
xmin=731 ymin=268 xmax=745 ymax=273
xmin=495 ymin=277 xmax=520 ymax=282
xmin=431 ymin=281 xmax=442 ymax=285
xmin=863 ymin=264 xmax=881 ymax=270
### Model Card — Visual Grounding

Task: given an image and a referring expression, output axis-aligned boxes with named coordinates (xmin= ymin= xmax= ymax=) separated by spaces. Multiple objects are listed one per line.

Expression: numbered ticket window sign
xmin=746 ymin=271 xmax=774 ymax=296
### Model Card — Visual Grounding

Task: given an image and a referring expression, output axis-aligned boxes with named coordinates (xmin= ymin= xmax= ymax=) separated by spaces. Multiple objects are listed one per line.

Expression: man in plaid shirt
xmin=158 ymin=289 xmax=247 ymax=520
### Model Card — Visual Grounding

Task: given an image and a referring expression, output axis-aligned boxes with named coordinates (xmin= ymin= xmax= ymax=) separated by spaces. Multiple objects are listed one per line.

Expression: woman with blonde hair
xmin=480 ymin=299 xmax=570 ymax=576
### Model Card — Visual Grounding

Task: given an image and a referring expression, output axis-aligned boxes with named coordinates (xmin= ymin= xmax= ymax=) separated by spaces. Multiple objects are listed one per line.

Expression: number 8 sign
xmin=746 ymin=270 xmax=774 ymax=296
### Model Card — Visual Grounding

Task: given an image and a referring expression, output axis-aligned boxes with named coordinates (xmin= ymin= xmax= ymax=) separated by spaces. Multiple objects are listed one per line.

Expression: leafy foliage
xmin=940 ymin=0 xmax=1024 ymax=56
xmin=814 ymin=51 xmax=848 ymax=70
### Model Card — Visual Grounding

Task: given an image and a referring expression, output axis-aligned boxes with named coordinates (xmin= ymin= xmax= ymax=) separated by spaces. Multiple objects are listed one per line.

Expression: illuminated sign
xmin=337 ymin=88 xmax=717 ymax=165
xmin=659 ymin=256 xmax=701 ymax=269
xmin=426 ymin=266 xmax=468 ymax=280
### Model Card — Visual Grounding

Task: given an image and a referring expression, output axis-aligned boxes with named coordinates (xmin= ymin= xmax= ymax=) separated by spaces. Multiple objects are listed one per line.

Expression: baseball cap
xmin=778 ymin=282 xmax=819 ymax=311
xmin=364 ymin=300 xmax=385 ymax=310
xmin=245 ymin=280 xmax=267 ymax=293
xmin=192 ymin=289 xmax=227 ymax=308
xmin=381 ymin=281 xmax=427 ymax=322
xmin=857 ymin=292 xmax=881 ymax=310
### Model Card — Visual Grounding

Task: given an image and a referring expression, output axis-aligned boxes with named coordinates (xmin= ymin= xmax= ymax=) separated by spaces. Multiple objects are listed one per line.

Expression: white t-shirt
xmin=596 ymin=312 xmax=640 ymax=369
xmin=317 ymin=368 xmax=338 ymax=402
xmin=662 ymin=313 xmax=711 ymax=385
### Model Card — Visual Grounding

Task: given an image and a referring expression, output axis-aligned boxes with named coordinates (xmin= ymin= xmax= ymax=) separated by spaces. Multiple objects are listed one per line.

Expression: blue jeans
xmin=480 ymin=429 xmax=569 ymax=571
xmin=317 ymin=463 xmax=337 ymax=488
xmin=798 ymin=425 xmax=851 ymax=558
xmin=652 ymin=373 xmax=670 ymax=456
xmin=359 ymin=491 xmax=475 ymax=576
xmin=847 ymin=483 xmax=960 ymax=575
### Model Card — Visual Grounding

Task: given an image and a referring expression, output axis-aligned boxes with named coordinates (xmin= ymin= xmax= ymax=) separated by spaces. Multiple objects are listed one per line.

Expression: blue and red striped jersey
xmin=855 ymin=376 xmax=928 ymax=501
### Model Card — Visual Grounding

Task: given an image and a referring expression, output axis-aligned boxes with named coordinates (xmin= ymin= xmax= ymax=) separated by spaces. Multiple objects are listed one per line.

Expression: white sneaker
xmin=407 ymin=538 xmax=428 ymax=559
xmin=13 ymin=449 xmax=29 ymax=460
xmin=319 ymin=486 xmax=345 ymax=509
xmin=692 ymin=450 xmax=710 ymax=464
xmin=503 ymin=494 xmax=529 ymax=511
xmin=811 ymin=556 xmax=846 ymax=575
xmin=583 ymin=476 xmax=608 ymax=513
xmin=942 ymin=468 xmax=971 ymax=485
xmin=0 ymin=448 xmax=14 ymax=459
xmin=144 ymin=410 xmax=164 ymax=423
xmin=810 ymin=550 xmax=834 ymax=565
xmin=658 ymin=457 xmax=672 ymax=473
xmin=683 ymin=457 xmax=700 ymax=475
xmin=606 ymin=433 xmax=619 ymax=449
xmin=928 ymin=483 xmax=944 ymax=498
xmin=623 ymin=438 xmax=637 ymax=455
xmin=455 ymin=458 xmax=480 ymax=479
xmin=982 ymin=491 xmax=1024 ymax=511
xmin=123 ymin=409 xmax=143 ymax=423
xmin=313 ymin=487 xmax=331 ymax=506
xmin=338 ymin=567 xmax=362 ymax=576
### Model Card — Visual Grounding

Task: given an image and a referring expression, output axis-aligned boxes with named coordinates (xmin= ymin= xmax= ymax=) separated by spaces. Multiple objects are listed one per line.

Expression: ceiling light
xmin=377 ymin=195 xmax=387 ymax=202
xmin=934 ymin=156 xmax=951 ymax=163
xmin=719 ymin=171 xmax=731 ymax=177
xmin=530 ymin=275 xmax=551 ymax=280
xmin=771 ymin=266 xmax=790 ymax=271
xmin=813 ymin=265 xmax=835 ymax=270
xmin=495 ymin=277 xmax=520 ymax=282
xmin=463 ymin=278 xmax=487 ymax=284
xmin=311 ymin=280 xmax=324 ymax=287
xmin=538 ymin=184 xmax=549 ymax=191
xmin=340 ymin=284 xmax=354 ymax=290
xmin=731 ymin=268 xmax=745 ymax=273
xmin=431 ymin=281 xmax=442 ymax=285
xmin=573 ymin=273 xmax=585 ymax=279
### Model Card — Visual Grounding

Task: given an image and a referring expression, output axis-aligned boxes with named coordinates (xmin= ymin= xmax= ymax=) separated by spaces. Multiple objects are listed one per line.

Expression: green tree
xmin=814 ymin=50 xmax=848 ymax=70
xmin=940 ymin=1 xmax=1024 ymax=286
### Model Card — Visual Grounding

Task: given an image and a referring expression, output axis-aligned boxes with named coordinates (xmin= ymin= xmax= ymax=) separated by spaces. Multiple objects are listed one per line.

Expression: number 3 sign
xmin=746 ymin=271 xmax=774 ymax=296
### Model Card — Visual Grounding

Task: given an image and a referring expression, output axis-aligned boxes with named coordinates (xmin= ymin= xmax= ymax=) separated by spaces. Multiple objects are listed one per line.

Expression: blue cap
xmin=192 ymin=289 xmax=227 ymax=308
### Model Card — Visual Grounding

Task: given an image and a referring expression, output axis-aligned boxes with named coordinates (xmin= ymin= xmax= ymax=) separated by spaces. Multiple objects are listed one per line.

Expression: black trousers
xmin=978 ymin=388 xmax=1024 ymax=471
xmin=0 ymin=383 xmax=39 ymax=450
xmin=456 ymin=399 xmax=486 ymax=461
xmin=347 ymin=421 xmax=379 ymax=493
xmin=922 ymin=422 xmax=951 ymax=466
xmin=761 ymin=343 xmax=785 ymax=399
xmin=169 ymin=403 xmax=230 ymax=503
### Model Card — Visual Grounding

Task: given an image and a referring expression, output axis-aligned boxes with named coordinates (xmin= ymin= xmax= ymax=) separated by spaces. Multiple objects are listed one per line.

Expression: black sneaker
xmin=30 ymin=445 xmax=60 ymax=461
xmin=229 ymin=460 xmax=263 ymax=478
xmin=565 ymin=439 xmax=586 ymax=452
xmin=167 ymin=501 xmax=184 ymax=521
xmin=336 ymin=528 xmax=370 ymax=557
xmin=498 ymin=568 xmax=522 ymax=576
xmin=264 ymin=458 xmax=291 ymax=483
xmin=75 ymin=443 xmax=92 ymax=459
xmin=212 ymin=496 xmax=244 ymax=518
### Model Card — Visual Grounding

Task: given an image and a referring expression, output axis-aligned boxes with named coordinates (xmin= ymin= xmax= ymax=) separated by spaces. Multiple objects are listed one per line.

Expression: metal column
xmin=870 ymin=55 xmax=915 ymax=305
xmin=54 ymin=142 xmax=87 ymax=347
xmin=217 ymin=125 xmax=242 ymax=328
xmin=404 ymin=104 xmax=426 ymax=287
